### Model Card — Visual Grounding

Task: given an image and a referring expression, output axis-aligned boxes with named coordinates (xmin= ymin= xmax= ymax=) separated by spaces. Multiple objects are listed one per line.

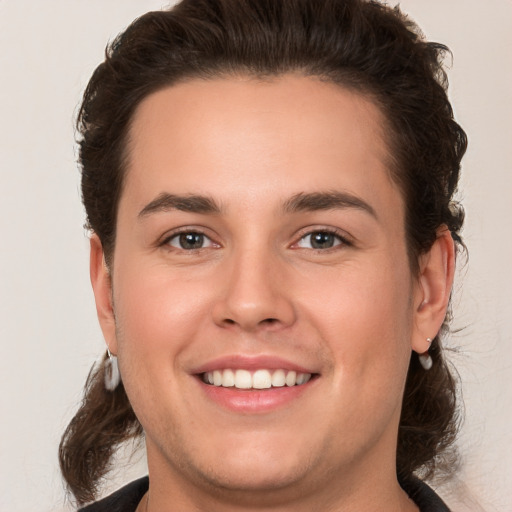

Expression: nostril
xmin=222 ymin=317 xmax=278 ymax=327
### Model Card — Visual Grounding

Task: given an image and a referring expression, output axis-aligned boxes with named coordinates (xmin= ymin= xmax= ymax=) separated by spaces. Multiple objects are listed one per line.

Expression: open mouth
xmin=201 ymin=369 xmax=315 ymax=389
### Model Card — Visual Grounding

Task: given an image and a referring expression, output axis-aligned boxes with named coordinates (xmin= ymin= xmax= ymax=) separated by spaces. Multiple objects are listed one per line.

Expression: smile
xmin=202 ymin=369 xmax=312 ymax=389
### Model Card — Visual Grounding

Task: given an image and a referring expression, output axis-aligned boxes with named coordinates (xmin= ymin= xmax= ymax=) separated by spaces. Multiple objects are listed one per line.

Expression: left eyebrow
xmin=138 ymin=193 xmax=222 ymax=218
xmin=282 ymin=191 xmax=377 ymax=219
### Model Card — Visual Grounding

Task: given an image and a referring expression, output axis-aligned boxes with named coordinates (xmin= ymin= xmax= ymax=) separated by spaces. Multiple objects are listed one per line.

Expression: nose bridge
xmin=212 ymin=239 xmax=295 ymax=331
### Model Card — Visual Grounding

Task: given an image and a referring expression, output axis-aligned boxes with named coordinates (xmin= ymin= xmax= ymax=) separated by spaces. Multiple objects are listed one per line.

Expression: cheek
xmin=301 ymin=258 xmax=414 ymax=381
xmin=305 ymin=262 xmax=415 ymax=435
xmin=112 ymin=264 xmax=213 ymax=367
xmin=110 ymin=265 xmax=216 ymax=431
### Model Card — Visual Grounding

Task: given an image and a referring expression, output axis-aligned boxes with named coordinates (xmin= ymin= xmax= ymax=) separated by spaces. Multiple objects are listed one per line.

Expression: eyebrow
xmin=282 ymin=191 xmax=377 ymax=218
xmin=138 ymin=193 xmax=222 ymax=218
xmin=138 ymin=190 xmax=377 ymax=220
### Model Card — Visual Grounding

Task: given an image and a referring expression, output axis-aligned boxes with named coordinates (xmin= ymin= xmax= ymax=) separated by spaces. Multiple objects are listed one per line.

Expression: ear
xmin=411 ymin=227 xmax=456 ymax=354
xmin=90 ymin=234 xmax=118 ymax=354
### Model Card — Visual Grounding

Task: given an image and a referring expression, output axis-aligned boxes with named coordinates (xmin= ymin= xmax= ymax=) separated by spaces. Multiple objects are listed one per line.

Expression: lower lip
xmin=197 ymin=378 xmax=316 ymax=413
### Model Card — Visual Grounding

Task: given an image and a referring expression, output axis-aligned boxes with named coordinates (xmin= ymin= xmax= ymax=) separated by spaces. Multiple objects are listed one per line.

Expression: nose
xmin=211 ymin=248 xmax=296 ymax=332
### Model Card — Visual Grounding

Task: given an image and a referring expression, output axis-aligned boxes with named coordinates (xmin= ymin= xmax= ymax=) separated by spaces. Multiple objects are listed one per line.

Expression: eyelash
xmin=293 ymin=228 xmax=352 ymax=251
xmin=159 ymin=227 xmax=352 ymax=252
xmin=160 ymin=229 xmax=217 ymax=251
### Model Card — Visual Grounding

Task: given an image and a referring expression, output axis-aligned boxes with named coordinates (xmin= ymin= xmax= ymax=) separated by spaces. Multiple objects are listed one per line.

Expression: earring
xmin=418 ymin=337 xmax=433 ymax=371
xmin=104 ymin=348 xmax=121 ymax=391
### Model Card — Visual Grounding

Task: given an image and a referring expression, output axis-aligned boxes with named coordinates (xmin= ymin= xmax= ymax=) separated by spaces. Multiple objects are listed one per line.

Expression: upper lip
xmin=191 ymin=355 xmax=318 ymax=375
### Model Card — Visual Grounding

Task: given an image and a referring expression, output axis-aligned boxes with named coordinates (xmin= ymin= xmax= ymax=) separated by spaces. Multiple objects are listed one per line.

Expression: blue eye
xmin=167 ymin=232 xmax=214 ymax=250
xmin=297 ymin=231 xmax=344 ymax=250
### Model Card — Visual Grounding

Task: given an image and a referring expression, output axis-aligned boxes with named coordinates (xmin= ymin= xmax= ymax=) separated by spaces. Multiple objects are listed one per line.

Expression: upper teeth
xmin=202 ymin=369 xmax=312 ymax=389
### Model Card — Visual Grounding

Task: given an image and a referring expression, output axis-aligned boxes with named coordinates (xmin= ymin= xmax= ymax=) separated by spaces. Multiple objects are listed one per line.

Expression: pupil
xmin=311 ymin=232 xmax=334 ymax=249
xmin=180 ymin=233 xmax=203 ymax=249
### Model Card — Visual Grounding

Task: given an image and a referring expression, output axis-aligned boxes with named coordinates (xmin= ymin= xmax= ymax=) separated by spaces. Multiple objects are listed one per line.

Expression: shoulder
xmin=401 ymin=477 xmax=452 ymax=512
xmin=78 ymin=477 xmax=149 ymax=512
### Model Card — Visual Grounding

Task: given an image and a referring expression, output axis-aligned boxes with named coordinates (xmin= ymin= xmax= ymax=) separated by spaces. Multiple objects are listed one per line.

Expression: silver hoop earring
xmin=418 ymin=337 xmax=433 ymax=371
xmin=104 ymin=348 xmax=121 ymax=391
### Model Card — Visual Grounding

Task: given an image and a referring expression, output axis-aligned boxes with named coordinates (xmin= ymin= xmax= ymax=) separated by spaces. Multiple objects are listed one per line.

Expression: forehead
xmin=122 ymin=74 xmax=400 ymax=218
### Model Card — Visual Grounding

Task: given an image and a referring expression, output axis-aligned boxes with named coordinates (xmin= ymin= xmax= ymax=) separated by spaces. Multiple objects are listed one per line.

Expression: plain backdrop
xmin=0 ymin=1 xmax=510 ymax=511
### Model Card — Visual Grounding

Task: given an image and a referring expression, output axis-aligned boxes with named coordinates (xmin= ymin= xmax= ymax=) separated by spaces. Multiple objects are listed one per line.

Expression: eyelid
xmin=159 ymin=226 xmax=220 ymax=250
xmin=291 ymin=226 xmax=353 ymax=250
xmin=156 ymin=225 xmax=352 ymax=252
xmin=169 ymin=233 xmax=214 ymax=249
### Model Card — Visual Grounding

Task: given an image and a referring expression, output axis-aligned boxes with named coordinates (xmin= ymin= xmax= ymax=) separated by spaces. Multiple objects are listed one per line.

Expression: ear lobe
xmin=90 ymin=234 xmax=118 ymax=354
xmin=412 ymin=228 xmax=455 ymax=354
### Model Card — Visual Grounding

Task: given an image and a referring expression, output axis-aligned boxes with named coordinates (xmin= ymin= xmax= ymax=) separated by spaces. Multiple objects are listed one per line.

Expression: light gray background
xmin=0 ymin=1 xmax=510 ymax=511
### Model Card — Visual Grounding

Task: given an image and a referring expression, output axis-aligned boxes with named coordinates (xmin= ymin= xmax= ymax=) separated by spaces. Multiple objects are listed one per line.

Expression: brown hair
xmin=60 ymin=0 xmax=466 ymax=504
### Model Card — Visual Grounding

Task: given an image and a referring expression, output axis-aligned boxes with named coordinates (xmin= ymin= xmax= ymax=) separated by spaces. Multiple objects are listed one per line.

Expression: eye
xmin=166 ymin=231 xmax=215 ymax=250
xmin=296 ymin=231 xmax=345 ymax=250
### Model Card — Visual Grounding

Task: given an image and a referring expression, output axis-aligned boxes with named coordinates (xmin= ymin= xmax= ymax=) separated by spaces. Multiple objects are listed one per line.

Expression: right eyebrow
xmin=138 ymin=193 xmax=222 ymax=218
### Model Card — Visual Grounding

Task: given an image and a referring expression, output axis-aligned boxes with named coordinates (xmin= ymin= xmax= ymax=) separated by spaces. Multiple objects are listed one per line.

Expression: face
xmin=92 ymin=75 xmax=442 ymax=503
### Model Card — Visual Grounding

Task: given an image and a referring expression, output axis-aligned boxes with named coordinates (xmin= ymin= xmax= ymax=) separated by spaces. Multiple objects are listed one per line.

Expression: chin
xmin=199 ymin=457 xmax=309 ymax=494
xmin=180 ymin=433 xmax=315 ymax=494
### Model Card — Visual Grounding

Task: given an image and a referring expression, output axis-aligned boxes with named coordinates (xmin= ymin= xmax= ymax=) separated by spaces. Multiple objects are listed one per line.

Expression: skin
xmin=90 ymin=75 xmax=455 ymax=511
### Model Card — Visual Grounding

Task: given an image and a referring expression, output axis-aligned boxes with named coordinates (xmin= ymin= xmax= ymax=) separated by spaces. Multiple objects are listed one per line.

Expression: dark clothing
xmin=79 ymin=475 xmax=451 ymax=511
xmin=401 ymin=477 xmax=452 ymax=511
xmin=79 ymin=477 xmax=148 ymax=512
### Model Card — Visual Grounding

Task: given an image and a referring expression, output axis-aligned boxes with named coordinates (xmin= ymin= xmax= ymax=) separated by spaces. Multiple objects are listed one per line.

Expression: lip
xmin=191 ymin=355 xmax=319 ymax=414
xmin=197 ymin=379 xmax=317 ymax=413
xmin=191 ymin=354 xmax=317 ymax=374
